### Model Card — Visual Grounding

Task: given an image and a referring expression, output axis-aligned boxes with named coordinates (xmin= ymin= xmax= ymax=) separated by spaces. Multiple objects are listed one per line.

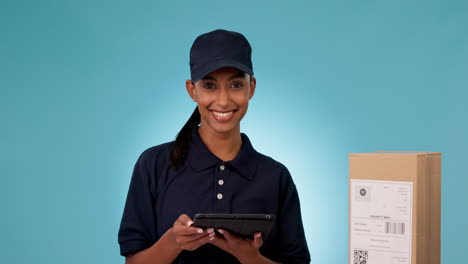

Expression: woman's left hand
xmin=208 ymin=229 xmax=263 ymax=264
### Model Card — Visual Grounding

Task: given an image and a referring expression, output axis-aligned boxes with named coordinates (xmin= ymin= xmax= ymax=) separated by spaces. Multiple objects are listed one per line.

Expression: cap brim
xmin=191 ymin=59 xmax=253 ymax=82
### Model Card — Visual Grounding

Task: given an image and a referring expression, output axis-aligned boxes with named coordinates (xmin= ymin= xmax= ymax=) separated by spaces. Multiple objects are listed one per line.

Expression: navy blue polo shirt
xmin=118 ymin=128 xmax=310 ymax=264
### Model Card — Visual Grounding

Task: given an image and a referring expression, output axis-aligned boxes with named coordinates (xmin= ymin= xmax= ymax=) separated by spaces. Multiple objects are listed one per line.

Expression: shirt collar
xmin=187 ymin=128 xmax=258 ymax=180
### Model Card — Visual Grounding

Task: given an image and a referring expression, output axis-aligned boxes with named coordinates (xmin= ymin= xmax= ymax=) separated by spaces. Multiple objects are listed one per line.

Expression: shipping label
xmin=350 ymin=179 xmax=413 ymax=264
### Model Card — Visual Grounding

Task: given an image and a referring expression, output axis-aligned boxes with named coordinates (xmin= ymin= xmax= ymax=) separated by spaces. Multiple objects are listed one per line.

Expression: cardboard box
xmin=349 ymin=151 xmax=441 ymax=264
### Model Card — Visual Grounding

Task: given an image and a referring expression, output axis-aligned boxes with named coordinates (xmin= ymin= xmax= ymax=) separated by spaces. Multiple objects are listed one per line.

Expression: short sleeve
xmin=275 ymin=167 xmax=311 ymax=264
xmin=118 ymin=152 xmax=158 ymax=257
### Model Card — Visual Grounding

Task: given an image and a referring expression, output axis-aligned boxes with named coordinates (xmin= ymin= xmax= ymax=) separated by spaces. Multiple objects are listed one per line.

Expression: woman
xmin=118 ymin=29 xmax=310 ymax=264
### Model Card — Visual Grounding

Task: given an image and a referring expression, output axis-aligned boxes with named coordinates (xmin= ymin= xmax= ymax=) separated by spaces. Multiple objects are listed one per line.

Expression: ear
xmin=186 ymin=80 xmax=197 ymax=102
xmin=248 ymin=76 xmax=256 ymax=100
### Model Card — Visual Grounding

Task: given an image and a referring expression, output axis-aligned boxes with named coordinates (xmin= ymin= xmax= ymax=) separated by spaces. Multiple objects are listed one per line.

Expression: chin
xmin=213 ymin=126 xmax=237 ymax=134
xmin=205 ymin=123 xmax=240 ymax=135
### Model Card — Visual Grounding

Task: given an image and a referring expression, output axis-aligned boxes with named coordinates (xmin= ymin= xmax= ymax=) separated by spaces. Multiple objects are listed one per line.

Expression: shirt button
xmin=217 ymin=193 xmax=223 ymax=200
xmin=219 ymin=164 xmax=225 ymax=171
xmin=218 ymin=179 xmax=224 ymax=185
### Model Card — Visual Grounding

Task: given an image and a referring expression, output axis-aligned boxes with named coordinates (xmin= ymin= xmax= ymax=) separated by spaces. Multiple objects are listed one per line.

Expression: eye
xmin=231 ymin=82 xmax=244 ymax=89
xmin=203 ymin=82 xmax=215 ymax=89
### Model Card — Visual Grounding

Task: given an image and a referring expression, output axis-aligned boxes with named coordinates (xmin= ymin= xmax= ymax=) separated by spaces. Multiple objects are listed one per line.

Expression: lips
xmin=211 ymin=110 xmax=236 ymax=121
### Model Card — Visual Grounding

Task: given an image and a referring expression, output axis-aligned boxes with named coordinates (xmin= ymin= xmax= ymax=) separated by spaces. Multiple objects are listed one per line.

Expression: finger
xmin=207 ymin=234 xmax=227 ymax=249
xmin=174 ymin=214 xmax=205 ymax=234
xmin=176 ymin=232 xmax=210 ymax=245
xmin=174 ymin=224 xmax=204 ymax=236
xmin=176 ymin=214 xmax=193 ymax=226
xmin=182 ymin=233 xmax=215 ymax=251
xmin=252 ymin=232 xmax=263 ymax=248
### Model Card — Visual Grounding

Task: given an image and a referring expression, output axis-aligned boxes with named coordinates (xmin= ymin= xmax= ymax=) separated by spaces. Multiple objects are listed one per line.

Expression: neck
xmin=198 ymin=125 xmax=242 ymax=162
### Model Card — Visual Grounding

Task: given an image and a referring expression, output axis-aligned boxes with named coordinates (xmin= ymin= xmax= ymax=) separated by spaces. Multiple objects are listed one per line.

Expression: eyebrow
xmin=201 ymin=73 xmax=246 ymax=81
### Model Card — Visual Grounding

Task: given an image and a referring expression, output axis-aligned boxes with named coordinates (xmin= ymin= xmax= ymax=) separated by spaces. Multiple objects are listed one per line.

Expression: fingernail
xmin=197 ymin=229 xmax=203 ymax=233
xmin=209 ymin=232 xmax=215 ymax=237
xmin=256 ymin=233 xmax=262 ymax=238
xmin=207 ymin=228 xmax=214 ymax=233
xmin=209 ymin=236 xmax=215 ymax=240
xmin=218 ymin=229 xmax=224 ymax=234
xmin=187 ymin=221 xmax=193 ymax=226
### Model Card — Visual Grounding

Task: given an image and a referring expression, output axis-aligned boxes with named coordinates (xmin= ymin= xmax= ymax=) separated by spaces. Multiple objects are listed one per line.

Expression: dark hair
xmin=170 ymin=106 xmax=201 ymax=168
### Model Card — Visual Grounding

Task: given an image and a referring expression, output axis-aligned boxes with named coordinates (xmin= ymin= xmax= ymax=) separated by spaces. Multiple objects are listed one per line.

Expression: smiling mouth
xmin=211 ymin=110 xmax=236 ymax=121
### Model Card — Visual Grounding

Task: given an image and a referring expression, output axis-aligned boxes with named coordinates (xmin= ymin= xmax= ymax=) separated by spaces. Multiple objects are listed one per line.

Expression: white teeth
xmin=213 ymin=111 xmax=233 ymax=118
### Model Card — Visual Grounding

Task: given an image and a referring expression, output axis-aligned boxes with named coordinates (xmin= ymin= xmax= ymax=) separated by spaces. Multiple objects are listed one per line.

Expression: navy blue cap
xmin=189 ymin=29 xmax=253 ymax=82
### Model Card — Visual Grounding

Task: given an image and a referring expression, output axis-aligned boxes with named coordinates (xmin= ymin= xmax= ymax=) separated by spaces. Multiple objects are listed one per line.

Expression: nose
xmin=215 ymin=86 xmax=230 ymax=108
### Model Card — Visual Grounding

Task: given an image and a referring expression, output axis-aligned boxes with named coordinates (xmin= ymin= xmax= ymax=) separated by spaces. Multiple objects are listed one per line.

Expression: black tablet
xmin=193 ymin=214 xmax=275 ymax=239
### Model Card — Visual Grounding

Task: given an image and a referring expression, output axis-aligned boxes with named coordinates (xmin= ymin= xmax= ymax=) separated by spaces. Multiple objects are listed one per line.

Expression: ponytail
xmin=170 ymin=107 xmax=201 ymax=168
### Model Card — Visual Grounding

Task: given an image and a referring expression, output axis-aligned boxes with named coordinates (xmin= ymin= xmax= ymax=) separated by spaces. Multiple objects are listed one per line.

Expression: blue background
xmin=1 ymin=0 xmax=467 ymax=263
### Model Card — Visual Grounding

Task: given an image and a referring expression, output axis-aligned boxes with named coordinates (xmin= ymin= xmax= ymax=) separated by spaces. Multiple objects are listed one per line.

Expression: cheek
xmin=234 ymin=94 xmax=250 ymax=109
xmin=195 ymin=93 xmax=214 ymax=106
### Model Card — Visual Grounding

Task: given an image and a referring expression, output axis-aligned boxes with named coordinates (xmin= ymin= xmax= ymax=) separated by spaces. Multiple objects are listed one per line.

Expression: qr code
xmin=353 ymin=250 xmax=368 ymax=264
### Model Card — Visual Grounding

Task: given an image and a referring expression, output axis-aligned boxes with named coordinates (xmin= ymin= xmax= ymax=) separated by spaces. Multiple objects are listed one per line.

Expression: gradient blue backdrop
xmin=1 ymin=0 xmax=467 ymax=263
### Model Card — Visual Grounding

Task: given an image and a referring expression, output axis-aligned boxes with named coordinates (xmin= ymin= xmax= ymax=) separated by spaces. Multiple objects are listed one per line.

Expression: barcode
xmin=385 ymin=222 xmax=405 ymax=235
xmin=353 ymin=250 xmax=368 ymax=264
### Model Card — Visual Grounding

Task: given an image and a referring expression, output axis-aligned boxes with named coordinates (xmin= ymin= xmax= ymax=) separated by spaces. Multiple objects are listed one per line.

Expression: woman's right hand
xmin=171 ymin=214 xmax=215 ymax=251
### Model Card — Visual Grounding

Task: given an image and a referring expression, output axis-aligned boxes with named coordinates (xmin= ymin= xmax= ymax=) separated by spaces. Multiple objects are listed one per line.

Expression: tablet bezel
xmin=193 ymin=213 xmax=275 ymax=239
